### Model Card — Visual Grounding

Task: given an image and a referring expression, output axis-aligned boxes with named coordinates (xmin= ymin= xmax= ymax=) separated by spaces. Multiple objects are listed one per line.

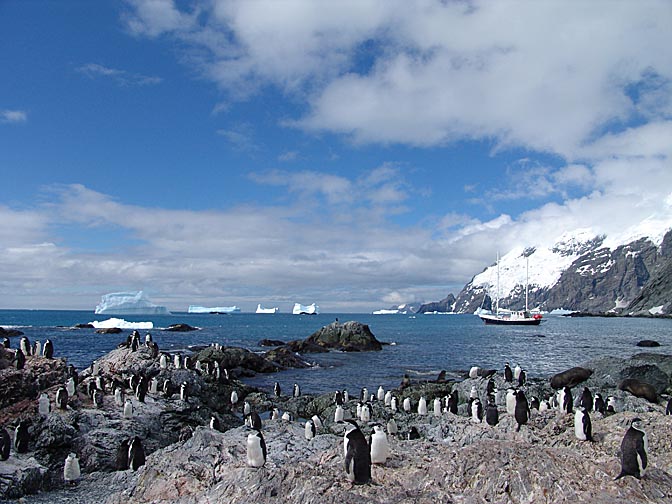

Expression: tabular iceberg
xmin=188 ymin=305 xmax=240 ymax=314
xmin=94 ymin=292 xmax=170 ymax=315
xmin=256 ymin=304 xmax=279 ymax=314
xmin=292 ymin=303 xmax=319 ymax=315
xmin=90 ymin=318 xmax=154 ymax=330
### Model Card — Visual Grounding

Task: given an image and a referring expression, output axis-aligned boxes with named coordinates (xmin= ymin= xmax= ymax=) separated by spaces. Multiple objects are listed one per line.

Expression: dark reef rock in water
xmin=0 ymin=326 xmax=24 ymax=337
xmin=303 ymin=321 xmax=383 ymax=352
xmin=95 ymin=327 xmax=123 ymax=334
xmin=549 ymin=366 xmax=593 ymax=389
xmin=263 ymin=346 xmax=312 ymax=369
xmin=164 ymin=323 xmax=198 ymax=332
xmin=637 ymin=339 xmax=661 ymax=347
xmin=258 ymin=339 xmax=286 ymax=347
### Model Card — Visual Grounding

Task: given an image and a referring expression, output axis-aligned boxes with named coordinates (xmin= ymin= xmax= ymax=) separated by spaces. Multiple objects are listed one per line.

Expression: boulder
xmin=258 ymin=339 xmax=286 ymax=347
xmin=637 ymin=340 xmax=661 ymax=347
xmin=263 ymin=347 xmax=312 ymax=369
xmin=0 ymin=326 xmax=24 ymax=337
xmin=194 ymin=346 xmax=279 ymax=374
xmin=303 ymin=321 xmax=382 ymax=352
xmin=0 ymin=456 xmax=47 ymax=499
xmin=285 ymin=339 xmax=329 ymax=353
xmin=95 ymin=327 xmax=122 ymax=334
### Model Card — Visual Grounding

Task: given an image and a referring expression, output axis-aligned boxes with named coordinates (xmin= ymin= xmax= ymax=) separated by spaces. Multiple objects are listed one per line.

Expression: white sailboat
xmin=478 ymin=254 xmax=543 ymax=326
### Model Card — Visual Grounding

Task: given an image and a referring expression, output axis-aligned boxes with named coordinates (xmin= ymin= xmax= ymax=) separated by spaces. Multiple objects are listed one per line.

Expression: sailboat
xmin=478 ymin=254 xmax=543 ymax=326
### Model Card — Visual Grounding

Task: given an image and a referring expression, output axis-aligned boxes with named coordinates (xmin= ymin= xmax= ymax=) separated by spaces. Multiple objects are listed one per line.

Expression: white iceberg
xmin=188 ymin=305 xmax=240 ymax=314
xmin=372 ymin=309 xmax=401 ymax=315
xmin=292 ymin=303 xmax=319 ymax=315
xmin=90 ymin=318 xmax=154 ymax=330
xmin=94 ymin=291 xmax=170 ymax=315
xmin=256 ymin=304 xmax=279 ymax=314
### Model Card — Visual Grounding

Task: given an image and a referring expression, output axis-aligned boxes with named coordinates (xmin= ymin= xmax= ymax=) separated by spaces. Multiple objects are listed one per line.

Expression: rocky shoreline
xmin=1 ymin=321 xmax=672 ymax=503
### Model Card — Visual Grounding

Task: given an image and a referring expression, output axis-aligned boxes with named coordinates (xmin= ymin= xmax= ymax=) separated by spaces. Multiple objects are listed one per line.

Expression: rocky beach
xmin=1 ymin=321 xmax=672 ymax=503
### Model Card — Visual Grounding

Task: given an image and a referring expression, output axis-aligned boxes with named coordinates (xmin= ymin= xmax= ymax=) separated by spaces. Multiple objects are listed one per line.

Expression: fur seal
xmin=619 ymin=379 xmax=658 ymax=403
xmin=550 ymin=367 xmax=593 ymax=389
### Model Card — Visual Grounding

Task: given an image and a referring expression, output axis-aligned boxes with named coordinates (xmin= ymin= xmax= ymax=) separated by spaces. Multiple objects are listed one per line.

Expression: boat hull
xmin=479 ymin=314 xmax=542 ymax=326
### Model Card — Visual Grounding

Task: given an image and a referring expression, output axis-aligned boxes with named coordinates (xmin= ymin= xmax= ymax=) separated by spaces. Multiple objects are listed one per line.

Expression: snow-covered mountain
xmin=451 ymin=224 xmax=672 ymax=315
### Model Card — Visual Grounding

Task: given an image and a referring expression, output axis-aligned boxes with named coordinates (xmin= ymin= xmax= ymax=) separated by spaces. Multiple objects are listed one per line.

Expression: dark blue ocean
xmin=2 ymin=310 xmax=671 ymax=396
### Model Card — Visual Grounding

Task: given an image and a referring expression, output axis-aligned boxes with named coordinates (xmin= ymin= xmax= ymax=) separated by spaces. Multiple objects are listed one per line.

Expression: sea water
xmin=1 ymin=310 xmax=671 ymax=396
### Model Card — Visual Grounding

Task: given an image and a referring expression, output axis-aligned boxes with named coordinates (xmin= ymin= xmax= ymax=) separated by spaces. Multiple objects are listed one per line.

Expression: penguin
xmin=63 ymin=453 xmax=81 ymax=485
xmin=369 ymin=424 xmax=390 ymax=464
xmin=407 ymin=426 xmax=421 ymax=440
xmin=246 ymin=429 xmax=267 ymax=468
xmin=615 ymin=418 xmax=648 ymax=479
xmin=149 ymin=378 xmax=159 ymax=394
xmin=400 ymin=374 xmax=411 ymax=389
xmin=666 ymin=397 xmax=672 ymax=415
xmin=559 ymin=386 xmax=573 ymax=414
xmin=19 ymin=336 xmax=31 ymax=356
xmin=271 ymin=407 xmax=280 ymax=420
xmin=335 ymin=405 xmax=345 ymax=424
xmin=56 ymin=387 xmax=68 ymax=410
xmin=33 ymin=340 xmax=41 ymax=358
xmin=173 ymin=354 xmax=181 ymax=369
xmin=293 ymin=383 xmax=301 ymax=398
xmin=305 ymin=419 xmax=316 ymax=440
xmin=343 ymin=390 xmax=350 ymax=402
xmin=93 ymin=389 xmax=104 ymax=408
xmin=446 ymin=392 xmax=458 ymax=415
xmin=128 ymin=436 xmax=146 ymax=471
xmin=91 ymin=360 xmax=100 ymax=375
xmin=403 ymin=397 xmax=411 ymax=412
xmin=131 ymin=335 xmax=139 ymax=352
xmin=529 ymin=396 xmax=540 ymax=411
xmin=148 ymin=341 xmax=159 ymax=359
xmin=485 ymin=399 xmax=499 ymax=426
xmin=418 ymin=397 xmax=427 ymax=415
xmin=486 ymin=378 xmax=496 ymax=395
xmin=517 ymin=369 xmax=527 ymax=387
xmin=274 ymin=382 xmax=281 ymax=397
xmin=433 ymin=398 xmax=442 ymax=417
xmin=504 ymin=362 xmax=513 ymax=382
xmin=159 ymin=354 xmax=168 ymax=369
xmin=87 ymin=380 xmax=98 ymax=399
xmin=15 ymin=348 xmax=25 ymax=370
xmin=469 ymin=385 xmax=478 ymax=399
xmin=580 ymin=387 xmax=593 ymax=410
xmin=243 ymin=401 xmax=251 ymax=416
xmin=144 ymin=333 xmax=152 ymax=345
xmin=514 ymin=390 xmax=530 ymax=432
xmin=390 ymin=396 xmax=398 ymax=412
xmin=195 ymin=360 xmax=203 ymax=374
xmin=513 ymin=364 xmax=522 ymax=381
xmin=342 ymin=420 xmax=371 ymax=484
xmin=606 ymin=395 xmax=617 ymax=413
xmin=114 ymin=386 xmax=124 ymax=407
xmin=593 ymin=393 xmax=606 ymax=414
xmin=2 ymin=337 xmax=9 ymax=349
xmin=183 ymin=355 xmax=191 ymax=370
xmin=360 ymin=387 xmax=369 ymax=403
xmin=386 ymin=418 xmax=398 ymax=436
xmin=43 ymin=339 xmax=54 ymax=359
xmin=506 ymin=388 xmax=517 ymax=416
xmin=123 ymin=399 xmax=133 ymax=418
xmin=14 ymin=421 xmax=29 ymax=453
xmin=469 ymin=366 xmax=480 ymax=379
xmin=384 ymin=390 xmax=392 ymax=406
xmin=95 ymin=375 xmax=106 ymax=393
xmin=539 ymin=399 xmax=550 ymax=412
xmin=311 ymin=415 xmax=323 ymax=430
xmin=116 ymin=439 xmax=130 ymax=470
xmin=360 ymin=403 xmax=372 ymax=422
xmin=574 ymin=407 xmax=593 ymax=441
xmin=210 ymin=416 xmax=221 ymax=431
xmin=334 ymin=390 xmax=344 ymax=405
xmin=356 ymin=401 xmax=363 ymax=419
xmin=377 ymin=386 xmax=385 ymax=402
xmin=180 ymin=382 xmax=189 ymax=402
xmin=0 ymin=428 xmax=10 ymax=460
xmin=230 ymin=390 xmax=239 ymax=407
xmin=246 ymin=412 xmax=263 ymax=431
xmin=66 ymin=377 xmax=76 ymax=397
xmin=281 ymin=411 xmax=292 ymax=421
xmin=470 ymin=398 xmax=483 ymax=423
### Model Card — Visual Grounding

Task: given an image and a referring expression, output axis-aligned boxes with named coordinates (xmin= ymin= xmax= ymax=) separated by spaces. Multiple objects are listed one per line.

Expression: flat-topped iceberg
xmin=94 ymin=291 xmax=170 ymax=315
xmin=292 ymin=302 xmax=319 ymax=315
xmin=188 ymin=305 xmax=240 ymax=314
xmin=256 ymin=304 xmax=279 ymax=314
xmin=90 ymin=318 xmax=154 ymax=330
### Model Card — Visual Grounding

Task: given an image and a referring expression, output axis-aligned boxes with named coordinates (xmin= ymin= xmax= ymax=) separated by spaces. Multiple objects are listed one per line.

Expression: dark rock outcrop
xmin=258 ymin=339 xmax=286 ymax=347
xmin=263 ymin=347 xmax=312 ymax=369
xmin=164 ymin=323 xmax=198 ymax=332
xmin=415 ymin=294 xmax=456 ymax=314
xmin=303 ymin=321 xmax=382 ymax=352
xmin=194 ymin=346 xmax=279 ymax=374
xmin=95 ymin=328 xmax=122 ymax=334
xmin=0 ymin=326 xmax=24 ymax=337
xmin=637 ymin=340 xmax=661 ymax=347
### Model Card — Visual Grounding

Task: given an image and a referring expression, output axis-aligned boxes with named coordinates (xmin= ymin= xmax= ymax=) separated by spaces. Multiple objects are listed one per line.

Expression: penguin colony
xmin=1 ymin=330 xmax=665 ymax=491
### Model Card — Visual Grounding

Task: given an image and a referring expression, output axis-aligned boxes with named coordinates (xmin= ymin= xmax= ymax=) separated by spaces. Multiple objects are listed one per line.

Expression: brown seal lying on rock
xmin=618 ymin=378 xmax=658 ymax=403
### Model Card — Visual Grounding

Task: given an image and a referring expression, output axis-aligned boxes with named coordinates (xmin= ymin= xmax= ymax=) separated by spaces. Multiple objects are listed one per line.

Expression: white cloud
xmin=1 ymin=110 xmax=27 ymax=123
xmin=77 ymin=63 xmax=162 ymax=86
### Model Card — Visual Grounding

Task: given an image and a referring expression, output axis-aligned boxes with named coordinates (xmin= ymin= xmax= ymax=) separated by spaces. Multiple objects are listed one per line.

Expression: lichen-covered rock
xmin=0 ymin=456 xmax=48 ymax=499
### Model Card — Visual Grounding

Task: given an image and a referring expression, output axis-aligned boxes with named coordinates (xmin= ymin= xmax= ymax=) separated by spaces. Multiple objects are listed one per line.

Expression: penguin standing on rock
xmin=15 ymin=348 xmax=25 ymax=370
xmin=485 ymin=399 xmax=499 ymax=426
xmin=246 ymin=429 xmax=267 ymax=468
xmin=369 ymin=424 xmax=390 ymax=464
xmin=580 ymin=387 xmax=593 ymax=410
xmin=574 ymin=407 xmax=593 ymax=441
xmin=666 ymin=397 xmax=672 ymax=415
xmin=594 ymin=393 xmax=606 ymax=414
xmin=63 ymin=453 xmax=81 ymax=485
xmin=293 ymin=383 xmax=301 ymax=398
xmin=43 ymin=339 xmax=54 ymax=359
xmin=0 ymin=428 xmax=10 ymax=460
xmin=128 ymin=436 xmax=146 ymax=471
xmin=14 ymin=421 xmax=29 ymax=453
xmin=514 ymin=390 xmax=530 ymax=432
xmin=56 ymin=387 xmax=68 ymax=410
xmin=504 ymin=362 xmax=513 ymax=383
xmin=305 ymin=419 xmax=316 ymax=440
xmin=616 ymin=418 xmax=648 ymax=479
xmin=274 ymin=382 xmax=281 ymax=397
xmin=342 ymin=420 xmax=371 ymax=484
xmin=247 ymin=412 xmax=263 ymax=431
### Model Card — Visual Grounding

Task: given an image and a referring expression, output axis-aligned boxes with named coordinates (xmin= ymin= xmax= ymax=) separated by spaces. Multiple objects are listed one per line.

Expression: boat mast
xmin=525 ymin=255 xmax=529 ymax=312
xmin=496 ymin=252 xmax=500 ymax=315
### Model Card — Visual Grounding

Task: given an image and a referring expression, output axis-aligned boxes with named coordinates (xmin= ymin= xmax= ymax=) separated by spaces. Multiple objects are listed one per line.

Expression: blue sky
xmin=1 ymin=0 xmax=671 ymax=312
